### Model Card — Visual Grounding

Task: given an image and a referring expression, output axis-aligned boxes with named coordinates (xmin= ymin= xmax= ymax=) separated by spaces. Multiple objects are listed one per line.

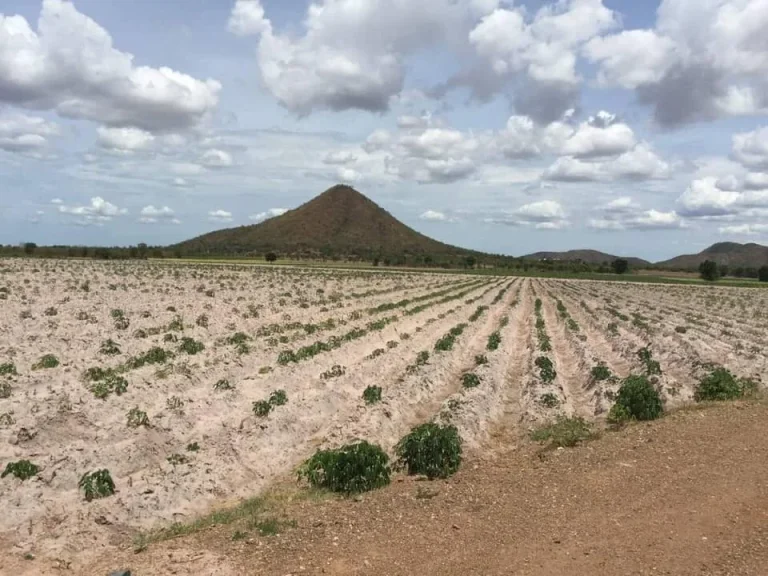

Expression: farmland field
xmin=0 ymin=258 xmax=766 ymax=569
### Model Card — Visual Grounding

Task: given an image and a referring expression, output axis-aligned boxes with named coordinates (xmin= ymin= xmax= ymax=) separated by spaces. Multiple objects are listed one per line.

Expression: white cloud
xmin=0 ymin=112 xmax=58 ymax=152
xmin=57 ymin=196 xmax=127 ymax=224
xmin=419 ymin=210 xmax=451 ymax=222
xmin=559 ymin=116 xmax=636 ymax=159
xmin=588 ymin=197 xmax=684 ymax=230
xmin=0 ymin=0 xmax=221 ymax=132
xmin=678 ymin=177 xmax=746 ymax=218
xmin=228 ymin=0 xmax=271 ymax=36
xmin=200 ymin=149 xmax=233 ymax=168
xmin=139 ymin=205 xmax=178 ymax=224
xmin=97 ymin=126 xmax=155 ymax=152
xmin=732 ymin=127 xmax=768 ymax=170
xmin=585 ymin=0 xmax=768 ymax=126
xmin=323 ymin=150 xmax=358 ymax=165
xmin=544 ymin=143 xmax=669 ymax=182
xmin=718 ymin=223 xmax=768 ymax=236
xmin=249 ymin=207 xmax=287 ymax=222
xmin=208 ymin=209 xmax=233 ymax=223
xmin=487 ymin=199 xmax=568 ymax=229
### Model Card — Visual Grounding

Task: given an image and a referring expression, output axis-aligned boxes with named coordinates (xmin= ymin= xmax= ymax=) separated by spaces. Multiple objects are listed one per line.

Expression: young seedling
xmin=2 ymin=460 xmax=40 ymax=481
xmin=362 ymin=385 xmax=382 ymax=405
xmin=79 ymin=469 xmax=115 ymax=501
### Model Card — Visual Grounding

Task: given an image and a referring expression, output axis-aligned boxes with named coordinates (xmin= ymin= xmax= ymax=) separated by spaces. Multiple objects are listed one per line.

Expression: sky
xmin=1 ymin=0 xmax=768 ymax=261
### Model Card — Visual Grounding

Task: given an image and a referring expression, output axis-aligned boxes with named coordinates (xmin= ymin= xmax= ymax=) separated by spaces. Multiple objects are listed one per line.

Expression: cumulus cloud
xmin=97 ymin=126 xmax=155 ymax=152
xmin=588 ymin=197 xmax=684 ymax=230
xmin=56 ymin=196 xmax=127 ymax=225
xmin=139 ymin=205 xmax=179 ymax=224
xmin=200 ymin=149 xmax=233 ymax=168
xmin=487 ymin=200 xmax=568 ymax=229
xmin=0 ymin=0 xmax=220 ymax=132
xmin=227 ymin=0 xmax=499 ymax=115
xmin=718 ymin=223 xmax=768 ymax=236
xmin=419 ymin=210 xmax=452 ymax=222
xmin=208 ymin=209 xmax=233 ymax=223
xmin=731 ymin=127 xmax=768 ymax=170
xmin=544 ymin=143 xmax=670 ymax=182
xmin=585 ymin=0 xmax=768 ymax=126
xmin=0 ymin=111 xmax=58 ymax=152
xmin=249 ymin=207 xmax=287 ymax=222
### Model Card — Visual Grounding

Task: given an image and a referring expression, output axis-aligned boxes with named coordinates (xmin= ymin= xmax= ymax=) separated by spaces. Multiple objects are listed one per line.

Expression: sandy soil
xmin=1 ymin=259 xmax=766 ymax=574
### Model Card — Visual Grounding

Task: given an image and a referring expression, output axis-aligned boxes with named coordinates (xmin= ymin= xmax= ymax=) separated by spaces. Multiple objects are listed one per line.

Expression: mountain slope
xmin=175 ymin=185 xmax=472 ymax=259
xmin=523 ymin=249 xmax=650 ymax=268
xmin=656 ymin=242 xmax=768 ymax=269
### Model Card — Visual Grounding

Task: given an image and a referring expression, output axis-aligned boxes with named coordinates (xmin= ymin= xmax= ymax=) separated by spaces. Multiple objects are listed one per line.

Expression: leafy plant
xmin=535 ymin=356 xmax=556 ymax=383
xmin=167 ymin=453 xmax=188 ymax=466
xmin=32 ymin=354 xmax=59 ymax=370
xmin=530 ymin=417 xmax=595 ymax=448
xmin=416 ymin=351 xmax=429 ymax=366
xmin=166 ymin=396 xmax=185 ymax=413
xmin=252 ymin=400 xmax=272 ymax=417
xmin=90 ymin=374 xmax=128 ymax=400
xmin=395 ymin=423 xmax=462 ymax=480
xmin=474 ymin=354 xmax=488 ymax=366
xmin=79 ymin=469 xmax=115 ymax=501
xmin=99 ymin=339 xmax=121 ymax=356
xmin=125 ymin=347 xmax=172 ymax=369
xmin=539 ymin=392 xmax=559 ymax=408
xmin=167 ymin=315 xmax=184 ymax=332
xmin=694 ymin=367 xmax=756 ymax=402
xmin=213 ymin=378 xmax=234 ymax=391
xmin=178 ymin=337 xmax=204 ymax=355
xmin=637 ymin=347 xmax=662 ymax=376
xmin=186 ymin=442 xmax=200 ymax=452
xmin=590 ymin=364 xmax=612 ymax=381
xmin=268 ymin=389 xmax=288 ymax=406
xmin=486 ymin=331 xmax=501 ymax=351
xmin=126 ymin=407 xmax=149 ymax=428
xmin=0 ymin=382 xmax=10 ymax=399
xmin=2 ymin=460 xmax=40 ymax=481
xmin=611 ymin=375 xmax=663 ymax=422
xmin=299 ymin=441 xmax=390 ymax=494
xmin=461 ymin=372 xmax=481 ymax=388
xmin=362 ymin=385 xmax=382 ymax=405
xmin=320 ymin=365 xmax=346 ymax=380
xmin=0 ymin=362 xmax=17 ymax=376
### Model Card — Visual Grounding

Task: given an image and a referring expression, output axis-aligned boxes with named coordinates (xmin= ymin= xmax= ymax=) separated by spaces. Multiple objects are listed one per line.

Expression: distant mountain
xmin=175 ymin=185 xmax=473 ymax=260
xmin=523 ymin=249 xmax=651 ymax=268
xmin=656 ymin=242 xmax=768 ymax=270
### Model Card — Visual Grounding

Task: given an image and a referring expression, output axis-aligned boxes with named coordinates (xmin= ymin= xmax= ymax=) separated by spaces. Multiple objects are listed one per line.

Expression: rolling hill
xmin=175 ymin=185 xmax=474 ymax=261
xmin=656 ymin=242 xmax=768 ymax=270
xmin=522 ymin=249 xmax=650 ymax=268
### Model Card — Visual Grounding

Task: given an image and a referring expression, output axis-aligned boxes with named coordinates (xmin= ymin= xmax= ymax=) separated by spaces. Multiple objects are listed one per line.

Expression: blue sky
xmin=1 ymin=0 xmax=768 ymax=261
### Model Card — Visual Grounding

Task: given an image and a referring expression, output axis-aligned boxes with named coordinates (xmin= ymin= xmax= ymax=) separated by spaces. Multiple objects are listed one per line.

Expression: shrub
xmin=253 ymin=400 xmax=272 ymax=417
xmin=462 ymin=373 xmax=481 ymax=388
xmin=126 ymin=407 xmax=149 ymax=428
xmin=612 ymin=375 xmax=663 ymax=421
xmin=395 ymin=423 xmax=462 ymax=479
xmin=178 ymin=337 xmax=204 ymax=355
xmin=475 ymin=354 xmax=488 ymax=366
xmin=607 ymin=403 xmax=632 ymax=426
xmin=486 ymin=331 xmax=501 ymax=351
xmin=530 ymin=417 xmax=594 ymax=448
xmin=0 ymin=362 xmax=17 ymax=376
xmin=269 ymin=389 xmax=288 ymax=406
xmin=125 ymin=347 xmax=172 ymax=369
xmin=539 ymin=393 xmax=559 ymax=408
xmin=320 ymin=365 xmax=346 ymax=380
xmin=2 ymin=460 xmax=40 ymax=481
xmin=637 ymin=347 xmax=662 ymax=375
xmin=362 ymin=385 xmax=382 ymax=405
xmin=416 ymin=351 xmax=429 ymax=365
xmin=79 ymin=469 xmax=115 ymax=501
xmin=299 ymin=441 xmax=390 ymax=494
xmin=694 ymin=367 xmax=756 ymax=402
xmin=590 ymin=364 xmax=612 ymax=381
xmin=99 ymin=339 xmax=121 ymax=356
xmin=90 ymin=374 xmax=128 ymax=400
xmin=213 ymin=378 xmax=234 ymax=391
xmin=535 ymin=356 xmax=556 ymax=383
xmin=32 ymin=354 xmax=59 ymax=370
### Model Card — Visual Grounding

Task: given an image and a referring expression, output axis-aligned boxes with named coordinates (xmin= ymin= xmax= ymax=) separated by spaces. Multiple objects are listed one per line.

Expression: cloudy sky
xmin=1 ymin=0 xmax=768 ymax=260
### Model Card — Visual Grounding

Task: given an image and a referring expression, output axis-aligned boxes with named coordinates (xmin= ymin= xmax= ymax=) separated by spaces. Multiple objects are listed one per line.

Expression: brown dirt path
xmin=60 ymin=400 xmax=768 ymax=576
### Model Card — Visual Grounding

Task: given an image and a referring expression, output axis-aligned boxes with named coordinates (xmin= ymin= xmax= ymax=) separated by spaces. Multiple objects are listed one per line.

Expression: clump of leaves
xmin=694 ymin=367 xmax=756 ymax=402
xmin=269 ymin=389 xmax=288 ymax=406
xmin=386 ymin=340 xmax=399 ymax=349
xmin=2 ymin=460 xmax=40 ymax=481
xmin=637 ymin=347 xmax=662 ymax=376
xmin=609 ymin=375 xmax=663 ymax=423
xmin=195 ymin=314 xmax=209 ymax=328
xmin=125 ymin=347 xmax=172 ymax=369
xmin=213 ymin=378 xmax=234 ymax=391
xmin=539 ymin=392 xmax=559 ymax=408
xmin=0 ymin=362 xmax=17 ymax=376
xmin=530 ymin=416 xmax=595 ymax=448
xmin=363 ymin=385 xmax=382 ymax=405
xmin=395 ymin=423 xmax=462 ymax=480
xmin=90 ymin=374 xmax=128 ymax=400
xmin=187 ymin=442 xmax=200 ymax=452
xmin=114 ymin=316 xmax=130 ymax=331
xmin=79 ymin=469 xmax=115 ymax=501
xmin=299 ymin=441 xmax=390 ymax=494
xmin=167 ymin=315 xmax=184 ymax=332
xmin=590 ymin=364 xmax=612 ymax=382
xmin=126 ymin=407 xmax=149 ymax=428
xmin=475 ymin=354 xmax=488 ymax=366
xmin=99 ymin=339 xmax=121 ymax=356
xmin=166 ymin=396 xmax=185 ymax=413
xmin=252 ymin=400 xmax=272 ymax=417
xmin=167 ymin=453 xmax=188 ymax=466
xmin=32 ymin=354 xmax=59 ymax=370
xmin=178 ymin=337 xmax=205 ymax=355
xmin=461 ymin=372 xmax=481 ymax=388
xmin=535 ymin=356 xmax=556 ymax=383
xmin=486 ymin=331 xmax=502 ymax=351
xmin=320 ymin=365 xmax=346 ymax=380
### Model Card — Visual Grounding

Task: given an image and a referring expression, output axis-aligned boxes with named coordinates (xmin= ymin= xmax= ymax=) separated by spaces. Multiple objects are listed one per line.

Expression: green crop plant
xmin=213 ymin=378 xmax=234 ymax=391
xmin=637 ymin=347 xmax=662 ymax=376
xmin=535 ymin=356 xmax=557 ymax=383
xmin=126 ymin=407 xmax=149 ymax=428
xmin=461 ymin=372 xmax=481 ymax=388
xmin=320 ymin=365 xmax=346 ymax=380
xmin=178 ymin=337 xmax=204 ymax=355
xmin=609 ymin=375 xmax=663 ymax=423
xmin=2 ymin=460 xmax=40 ymax=481
xmin=539 ymin=393 xmax=559 ymax=408
xmin=590 ymin=364 xmax=612 ymax=382
xmin=362 ymin=385 xmax=382 ymax=405
xmin=486 ymin=331 xmax=501 ymax=351
xmin=99 ymin=339 xmax=121 ymax=356
xmin=395 ymin=423 xmax=462 ymax=480
xmin=253 ymin=400 xmax=272 ymax=417
xmin=0 ymin=362 xmax=17 ymax=376
xmin=694 ymin=367 xmax=757 ymax=402
xmin=475 ymin=354 xmax=488 ymax=366
xmin=530 ymin=417 xmax=595 ymax=448
xmin=32 ymin=354 xmax=59 ymax=370
xmin=299 ymin=441 xmax=390 ymax=494
xmin=268 ymin=389 xmax=288 ymax=406
xmin=79 ymin=469 xmax=115 ymax=501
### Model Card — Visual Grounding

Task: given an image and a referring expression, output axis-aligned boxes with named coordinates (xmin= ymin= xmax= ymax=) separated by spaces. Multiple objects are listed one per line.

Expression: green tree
xmin=265 ymin=252 xmax=277 ymax=263
xmin=759 ymin=265 xmax=768 ymax=283
xmin=137 ymin=243 xmax=148 ymax=259
xmin=718 ymin=264 xmax=729 ymax=278
xmin=699 ymin=260 xmax=720 ymax=282
xmin=23 ymin=242 xmax=36 ymax=256
xmin=464 ymin=255 xmax=476 ymax=269
xmin=611 ymin=258 xmax=629 ymax=274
